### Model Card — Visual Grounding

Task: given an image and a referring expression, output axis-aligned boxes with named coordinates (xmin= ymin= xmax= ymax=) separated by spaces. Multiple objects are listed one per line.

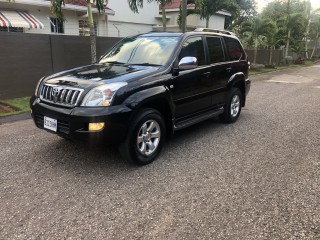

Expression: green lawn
xmin=0 ymin=96 xmax=31 ymax=117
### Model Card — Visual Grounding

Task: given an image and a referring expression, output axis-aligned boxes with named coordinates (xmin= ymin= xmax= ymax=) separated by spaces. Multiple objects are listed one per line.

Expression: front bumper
xmin=30 ymin=96 xmax=133 ymax=144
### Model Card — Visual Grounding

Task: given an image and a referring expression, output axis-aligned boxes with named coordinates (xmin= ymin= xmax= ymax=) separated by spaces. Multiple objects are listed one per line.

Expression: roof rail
xmin=193 ymin=28 xmax=235 ymax=35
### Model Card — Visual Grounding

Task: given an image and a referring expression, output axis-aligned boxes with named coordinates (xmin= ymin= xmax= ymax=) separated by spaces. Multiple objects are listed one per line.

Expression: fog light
xmin=88 ymin=122 xmax=105 ymax=131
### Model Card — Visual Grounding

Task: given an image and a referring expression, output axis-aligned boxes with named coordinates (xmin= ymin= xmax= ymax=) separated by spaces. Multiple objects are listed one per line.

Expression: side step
xmin=174 ymin=107 xmax=224 ymax=131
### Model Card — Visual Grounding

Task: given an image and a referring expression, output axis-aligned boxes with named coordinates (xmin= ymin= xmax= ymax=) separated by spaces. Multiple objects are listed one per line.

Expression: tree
xmin=227 ymin=0 xmax=257 ymax=30
xmin=264 ymin=21 xmax=278 ymax=65
xmin=51 ymin=0 xmax=106 ymax=63
xmin=240 ymin=17 xmax=277 ymax=65
xmin=284 ymin=13 xmax=307 ymax=57
xmin=194 ymin=0 xmax=239 ymax=28
xmin=261 ymin=0 xmax=308 ymax=57
xmin=128 ymin=0 xmax=172 ymax=32
xmin=309 ymin=14 xmax=320 ymax=58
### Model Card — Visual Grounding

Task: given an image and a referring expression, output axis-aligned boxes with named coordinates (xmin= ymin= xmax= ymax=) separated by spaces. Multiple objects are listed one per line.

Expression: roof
xmin=140 ymin=32 xmax=184 ymax=37
xmin=162 ymin=0 xmax=195 ymax=10
xmin=162 ymin=0 xmax=231 ymax=16
xmin=64 ymin=0 xmax=113 ymax=12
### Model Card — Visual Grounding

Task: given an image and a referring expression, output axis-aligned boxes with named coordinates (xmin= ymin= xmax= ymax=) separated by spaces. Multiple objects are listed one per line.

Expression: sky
xmin=255 ymin=0 xmax=320 ymax=13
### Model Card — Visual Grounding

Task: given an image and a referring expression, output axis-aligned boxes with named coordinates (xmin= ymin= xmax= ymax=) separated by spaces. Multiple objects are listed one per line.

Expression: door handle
xmin=226 ymin=67 xmax=232 ymax=72
xmin=203 ymin=72 xmax=211 ymax=77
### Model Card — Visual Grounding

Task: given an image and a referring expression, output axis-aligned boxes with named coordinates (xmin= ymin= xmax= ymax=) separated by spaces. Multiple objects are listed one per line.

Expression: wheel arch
xmin=123 ymin=86 xmax=174 ymax=138
xmin=227 ymin=73 xmax=246 ymax=107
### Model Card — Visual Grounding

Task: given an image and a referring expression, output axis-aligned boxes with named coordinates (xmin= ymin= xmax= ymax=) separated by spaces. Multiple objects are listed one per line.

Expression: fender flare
xmin=227 ymin=72 xmax=246 ymax=89
xmin=123 ymin=85 xmax=174 ymax=113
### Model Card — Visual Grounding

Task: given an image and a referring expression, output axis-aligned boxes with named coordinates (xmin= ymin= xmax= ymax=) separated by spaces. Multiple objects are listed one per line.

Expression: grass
xmin=0 ymin=96 xmax=30 ymax=117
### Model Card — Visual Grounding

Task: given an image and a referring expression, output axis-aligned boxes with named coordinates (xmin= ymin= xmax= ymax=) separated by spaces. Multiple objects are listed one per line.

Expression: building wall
xmin=191 ymin=14 xmax=225 ymax=29
xmin=160 ymin=10 xmax=226 ymax=30
xmin=107 ymin=0 xmax=161 ymax=37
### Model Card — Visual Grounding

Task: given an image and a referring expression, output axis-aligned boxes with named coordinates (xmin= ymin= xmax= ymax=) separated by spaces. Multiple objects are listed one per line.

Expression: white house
xmin=153 ymin=0 xmax=231 ymax=32
xmin=0 ymin=0 xmax=115 ymax=36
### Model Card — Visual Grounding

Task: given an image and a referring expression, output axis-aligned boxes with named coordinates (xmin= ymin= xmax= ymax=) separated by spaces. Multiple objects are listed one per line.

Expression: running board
xmin=174 ymin=107 xmax=224 ymax=131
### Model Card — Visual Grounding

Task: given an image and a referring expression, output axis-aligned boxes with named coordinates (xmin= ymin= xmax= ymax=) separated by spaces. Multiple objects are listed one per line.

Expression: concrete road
xmin=1 ymin=64 xmax=319 ymax=239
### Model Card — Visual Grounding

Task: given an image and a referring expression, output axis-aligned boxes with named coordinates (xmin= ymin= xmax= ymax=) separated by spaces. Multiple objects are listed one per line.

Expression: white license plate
xmin=44 ymin=116 xmax=57 ymax=132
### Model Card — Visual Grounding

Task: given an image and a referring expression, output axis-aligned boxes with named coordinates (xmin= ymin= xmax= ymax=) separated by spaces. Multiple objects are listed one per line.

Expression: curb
xmin=0 ymin=113 xmax=31 ymax=125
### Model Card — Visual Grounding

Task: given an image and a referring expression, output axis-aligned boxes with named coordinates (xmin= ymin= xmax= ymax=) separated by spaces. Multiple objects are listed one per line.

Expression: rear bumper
xmin=30 ymin=96 xmax=133 ymax=144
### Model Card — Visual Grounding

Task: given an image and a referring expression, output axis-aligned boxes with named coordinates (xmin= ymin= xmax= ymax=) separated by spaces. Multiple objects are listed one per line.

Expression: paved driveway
xmin=1 ymin=64 xmax=319 ymax=239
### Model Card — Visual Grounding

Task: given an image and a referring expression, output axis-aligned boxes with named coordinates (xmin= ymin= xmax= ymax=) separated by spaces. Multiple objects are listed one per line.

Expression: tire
xmin=118 ymin=108 xmax=166 ymax=165
xmin=219 ymin=88 xmax=242 ymax=124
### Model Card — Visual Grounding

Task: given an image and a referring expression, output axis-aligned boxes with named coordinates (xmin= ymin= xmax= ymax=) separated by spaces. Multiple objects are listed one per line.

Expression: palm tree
xmin=264 ymin=21 xmax=278 ymax=65
xmin=51 ymin=0 xmax=106 ymax=63
xmin=194 ymin=0 xmax=239 ymax=28
xmin=284 ymin=13 xmax=307 ymax=57
xmin=309 ymin=14 xmax=320 ymax=58
xmin=240 ymin=17 xmax=276 ymax=65
xmin=128 ymin=0 xmax=172 ymax=32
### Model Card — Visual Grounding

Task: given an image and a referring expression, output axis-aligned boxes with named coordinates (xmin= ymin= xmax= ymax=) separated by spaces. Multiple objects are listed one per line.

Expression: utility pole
xmin=181 ymin=0 xmax=187 ymax=33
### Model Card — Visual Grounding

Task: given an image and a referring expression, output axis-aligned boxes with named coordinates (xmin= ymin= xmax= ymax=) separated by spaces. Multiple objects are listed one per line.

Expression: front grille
xmin=35 ymin=114 xmax=70 ymax=135
xmin=40 ymin=84 xmax=84 ymax=107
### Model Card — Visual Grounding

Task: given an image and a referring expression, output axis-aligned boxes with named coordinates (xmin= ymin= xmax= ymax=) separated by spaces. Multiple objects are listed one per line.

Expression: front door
xmin=171 ymin=36 xmax=213 ymax=118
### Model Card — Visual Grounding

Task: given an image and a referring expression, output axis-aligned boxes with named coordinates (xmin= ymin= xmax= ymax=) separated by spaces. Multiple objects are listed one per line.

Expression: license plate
xmin=44 ymin=116 xmax=57 ymax=132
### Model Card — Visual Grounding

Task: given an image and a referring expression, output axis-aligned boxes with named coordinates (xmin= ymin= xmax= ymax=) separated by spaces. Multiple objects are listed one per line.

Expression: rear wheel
xmin=119 ymin=108 xmax=166 ymax=165
xmin=220 ymin=88 xmax=242 ymax=123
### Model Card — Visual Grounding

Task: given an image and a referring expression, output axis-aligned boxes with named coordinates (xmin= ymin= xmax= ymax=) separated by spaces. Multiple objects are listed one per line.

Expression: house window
xmin=0 ymin=26 xmax=23 ymax=32
xmin=79 ymin=20 xmax=97 ymax=36
xmin=50 ymin=17 xmax=64 ymax=33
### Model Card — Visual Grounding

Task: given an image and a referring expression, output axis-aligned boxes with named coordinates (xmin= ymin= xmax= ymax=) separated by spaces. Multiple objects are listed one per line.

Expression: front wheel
xmin=219 ymin=88 xmax=242 ymax=124
xmin=119 ymin=108 xmax=166 ymax=165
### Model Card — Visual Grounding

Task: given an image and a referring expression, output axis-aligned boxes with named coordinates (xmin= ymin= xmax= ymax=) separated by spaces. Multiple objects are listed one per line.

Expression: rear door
xmin=205 ymin=36 xmax=230 ymax=106
xmin=223 ymin=37 xmax=248 ymax=81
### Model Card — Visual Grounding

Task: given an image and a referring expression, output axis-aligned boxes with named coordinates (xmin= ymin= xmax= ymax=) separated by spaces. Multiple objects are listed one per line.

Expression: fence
xmin=0 ymin=32 xmax=121 ymax=100
xmin=245 ymin=49 xmax=284 ymax=66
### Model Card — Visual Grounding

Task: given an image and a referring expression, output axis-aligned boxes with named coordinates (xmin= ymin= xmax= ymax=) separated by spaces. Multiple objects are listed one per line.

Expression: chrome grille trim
xmin=40 ymin=84 xmax=84 ymax=107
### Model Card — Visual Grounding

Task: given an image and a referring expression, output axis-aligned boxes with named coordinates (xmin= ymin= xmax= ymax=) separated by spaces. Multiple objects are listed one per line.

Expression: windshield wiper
xmin=128 ymin=63 xmax=162 ymax=67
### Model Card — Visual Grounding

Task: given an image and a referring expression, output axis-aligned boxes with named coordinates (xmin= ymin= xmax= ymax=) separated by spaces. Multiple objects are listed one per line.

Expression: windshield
xmin=99 ymin=36 xmax=180 ymax=66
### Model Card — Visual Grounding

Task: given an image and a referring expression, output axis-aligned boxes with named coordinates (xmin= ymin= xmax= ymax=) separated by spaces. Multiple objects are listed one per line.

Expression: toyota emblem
xmin=52 ymin=87 xmax=61 ymax=102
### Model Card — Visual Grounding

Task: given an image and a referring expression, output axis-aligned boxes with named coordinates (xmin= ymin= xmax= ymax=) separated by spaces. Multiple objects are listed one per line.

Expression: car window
xmin=206 ymin=37 xmax=225 ymax=64
xmin=99 ymin=36 xmax=179 ymax=66
xmin=178 ymin=37 xmax=205 ymax=66
xmin=224 ymin=37 xmax=245 ymax=61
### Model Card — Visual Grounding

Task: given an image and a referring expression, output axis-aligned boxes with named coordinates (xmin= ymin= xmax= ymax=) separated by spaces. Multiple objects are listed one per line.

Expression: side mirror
xmin=178 ymin=57 xmax=198 ymax=70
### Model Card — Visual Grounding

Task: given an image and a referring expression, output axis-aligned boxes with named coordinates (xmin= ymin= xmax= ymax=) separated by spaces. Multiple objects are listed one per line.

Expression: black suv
xmin=30 ymin=30 xmax=250 ymax=165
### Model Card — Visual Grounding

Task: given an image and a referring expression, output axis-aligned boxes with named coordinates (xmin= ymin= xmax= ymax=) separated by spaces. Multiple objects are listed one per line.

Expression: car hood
xmin=44 ymin=64 xmax=162 ymax=89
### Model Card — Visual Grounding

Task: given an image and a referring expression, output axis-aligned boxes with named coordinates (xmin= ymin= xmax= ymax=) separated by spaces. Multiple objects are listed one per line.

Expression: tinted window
xmin=224 ymin=38 xmax=245 ymax=61
xmin=206 ymin=37 xmax=225 ymax=64
xmin=179 ymin=37 xmax=205 ymax=66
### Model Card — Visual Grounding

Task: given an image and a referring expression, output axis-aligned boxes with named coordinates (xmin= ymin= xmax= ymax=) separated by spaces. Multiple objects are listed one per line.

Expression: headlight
xmin=81 ymin=82 xmax=127 ymax=107
xmin=35 ymin=77 xmax=45 ymax=96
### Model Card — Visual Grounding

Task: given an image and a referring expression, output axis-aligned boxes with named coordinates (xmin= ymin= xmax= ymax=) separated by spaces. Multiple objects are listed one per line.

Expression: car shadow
xmin=43 ymin=114 xmax=249 ymax=175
